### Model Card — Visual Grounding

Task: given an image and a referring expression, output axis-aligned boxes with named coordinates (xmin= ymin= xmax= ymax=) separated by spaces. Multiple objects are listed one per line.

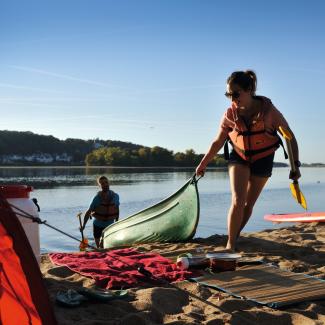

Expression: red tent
xmin=0 ymin=195 xmax=57 ymax=324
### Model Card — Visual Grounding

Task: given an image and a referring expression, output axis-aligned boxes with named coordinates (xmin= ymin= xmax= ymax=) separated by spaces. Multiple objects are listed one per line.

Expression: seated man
xmin=81 ymin=175 xmax=119 ymax=247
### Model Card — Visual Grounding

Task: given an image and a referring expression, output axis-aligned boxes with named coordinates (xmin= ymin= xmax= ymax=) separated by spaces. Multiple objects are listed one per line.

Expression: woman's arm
xmin=287 ymin=127 xmax=299 ymax=162
xmin=277 ymin=123 xmax=301 ymax=180
xmin=272 ymin=105 xmax=301 ymax=180
xmin=285 ymin=126 xmax=301 ymax=180
xmin=196 ymin=129 xmax=228 ymax=176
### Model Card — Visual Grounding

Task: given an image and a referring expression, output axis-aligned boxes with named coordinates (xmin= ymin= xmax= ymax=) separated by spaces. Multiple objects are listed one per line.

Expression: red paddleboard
xmin=264 ymin=212 xmax=325 ymax=223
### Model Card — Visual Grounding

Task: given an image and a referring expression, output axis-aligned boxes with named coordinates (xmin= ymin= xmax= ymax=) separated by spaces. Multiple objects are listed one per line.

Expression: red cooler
xmin=0 ymin=185 xmax=40 ymax=264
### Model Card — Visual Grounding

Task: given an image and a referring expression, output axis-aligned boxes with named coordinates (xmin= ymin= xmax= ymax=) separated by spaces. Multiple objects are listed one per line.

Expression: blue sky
xmin=1 ymin=0 xmax=324 ymax=163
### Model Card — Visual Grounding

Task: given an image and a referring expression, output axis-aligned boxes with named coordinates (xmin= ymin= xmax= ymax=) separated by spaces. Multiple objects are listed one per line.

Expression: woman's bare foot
xmin=225 ymin=242 xmax=236 ymax=253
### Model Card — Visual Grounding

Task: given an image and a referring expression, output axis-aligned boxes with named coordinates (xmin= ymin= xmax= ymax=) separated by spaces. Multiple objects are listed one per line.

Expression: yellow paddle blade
xmin=290 ymin=182 xmax=307 ymax=210
xmin=279 ymin=126 xmax=293 ymax=140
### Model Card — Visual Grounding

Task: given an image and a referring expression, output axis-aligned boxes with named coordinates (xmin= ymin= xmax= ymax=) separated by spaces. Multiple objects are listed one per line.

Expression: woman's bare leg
xmin=236 ymin=175 xmax=269 ymax=238
xmin=226 ymin=164 xmax=250 ymax=251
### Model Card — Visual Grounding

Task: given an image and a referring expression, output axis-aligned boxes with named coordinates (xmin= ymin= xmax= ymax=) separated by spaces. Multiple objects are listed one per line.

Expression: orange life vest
xmin=226 ymin=109 xmax=281 ymax=162
xmin=92 ymin=192 xmax=119 ymax=221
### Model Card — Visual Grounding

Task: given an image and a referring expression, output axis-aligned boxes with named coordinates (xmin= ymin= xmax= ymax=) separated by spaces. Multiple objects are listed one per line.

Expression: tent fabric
xmin=0 ymin=196 xmax=57 ymax=325
xmin=0 ymin=224 xmax=42 ymax=325
xmin=49 ymin=248 xmax=198 ymax=289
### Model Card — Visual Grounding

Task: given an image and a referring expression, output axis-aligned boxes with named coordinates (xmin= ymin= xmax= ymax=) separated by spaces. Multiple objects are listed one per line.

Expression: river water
xmin=0 ymin=167 xmax=324 ymax=252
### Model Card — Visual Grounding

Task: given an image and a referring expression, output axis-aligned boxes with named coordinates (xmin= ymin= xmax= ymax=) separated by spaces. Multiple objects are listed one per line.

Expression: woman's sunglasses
xmin=224 ymin=90 xmax=241 ymax=99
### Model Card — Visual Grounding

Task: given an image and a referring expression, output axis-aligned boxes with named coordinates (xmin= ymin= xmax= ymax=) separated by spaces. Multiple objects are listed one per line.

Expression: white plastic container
xmin=176 ymin=256 xmax=210 ymax=270
xmin=0 ymin=185 xmax=40 ymax=264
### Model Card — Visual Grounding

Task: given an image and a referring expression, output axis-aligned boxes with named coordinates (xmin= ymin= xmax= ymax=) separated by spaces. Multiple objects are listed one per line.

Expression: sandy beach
xmin=41 ymin=223 xmax=325 ymax=325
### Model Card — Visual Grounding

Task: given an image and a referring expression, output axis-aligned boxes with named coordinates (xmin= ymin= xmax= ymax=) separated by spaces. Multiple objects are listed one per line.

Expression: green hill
xmin=0 ymin=130 xmax=145 ymax=165
xmin=0 ymin=130 xmax=209 ymax=167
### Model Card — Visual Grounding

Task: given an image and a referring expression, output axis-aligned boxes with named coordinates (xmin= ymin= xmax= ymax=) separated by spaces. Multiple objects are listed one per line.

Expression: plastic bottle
xmin=0 ymin=185 xmax=40 ymax=264
xmin=176 ymin=256 xmax=210 ymax=270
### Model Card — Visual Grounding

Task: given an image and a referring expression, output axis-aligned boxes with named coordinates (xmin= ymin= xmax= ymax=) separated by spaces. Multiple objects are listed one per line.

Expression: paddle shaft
xmin=77 ymin=213 xmax=85 ymax=242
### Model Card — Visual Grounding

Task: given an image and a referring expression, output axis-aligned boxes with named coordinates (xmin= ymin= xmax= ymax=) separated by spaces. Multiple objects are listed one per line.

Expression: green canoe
xmin=101 ymin=175 xmax=200 ymax=248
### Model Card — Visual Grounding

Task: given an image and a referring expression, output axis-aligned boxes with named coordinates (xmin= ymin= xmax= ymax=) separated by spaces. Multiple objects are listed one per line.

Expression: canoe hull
xmin=102 ymin=177 xmax=200 ymax=248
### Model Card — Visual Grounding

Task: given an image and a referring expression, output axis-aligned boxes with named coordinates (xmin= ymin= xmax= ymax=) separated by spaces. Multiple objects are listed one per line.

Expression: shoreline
xmin=0 ymin=166 xmax=225 ymax=169
xmin=1 ymin=165 xmax=324 ymax=170
xmin=41 ymin=223 xmax=325 ymax=325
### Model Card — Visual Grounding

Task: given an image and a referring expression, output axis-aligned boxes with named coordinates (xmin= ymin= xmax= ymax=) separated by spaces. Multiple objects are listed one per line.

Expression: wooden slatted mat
xmin=192 ymin=264 xmax=325 ymax=308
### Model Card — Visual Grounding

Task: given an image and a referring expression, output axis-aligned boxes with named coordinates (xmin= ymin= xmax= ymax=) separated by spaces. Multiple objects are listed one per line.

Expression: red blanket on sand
xmin=49 ymin=248 xmax=196 ymax=289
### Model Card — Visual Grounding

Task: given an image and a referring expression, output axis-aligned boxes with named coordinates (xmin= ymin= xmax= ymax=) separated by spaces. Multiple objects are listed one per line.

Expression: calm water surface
xmin=1 ymin=167 xmax=324 ymax=252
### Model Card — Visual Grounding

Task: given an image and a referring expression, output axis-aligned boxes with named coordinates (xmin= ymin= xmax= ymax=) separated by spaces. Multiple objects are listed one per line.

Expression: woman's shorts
xmin=228 ymin=150 xmax=275 ymax=178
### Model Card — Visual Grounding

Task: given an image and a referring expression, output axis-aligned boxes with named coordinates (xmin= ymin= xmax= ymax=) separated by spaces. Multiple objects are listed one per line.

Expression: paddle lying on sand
xmin=77 ymin=212 xmax=89 ymax=251
xmin=279 ymin=126 xmax=307 ymax=210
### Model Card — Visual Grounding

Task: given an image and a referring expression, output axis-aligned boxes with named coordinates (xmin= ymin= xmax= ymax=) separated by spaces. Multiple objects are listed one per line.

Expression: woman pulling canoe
xmin=196 ymin=70 xmax=301 ymax=252
xmin=81 ymin=175 xmax=119 ymax=248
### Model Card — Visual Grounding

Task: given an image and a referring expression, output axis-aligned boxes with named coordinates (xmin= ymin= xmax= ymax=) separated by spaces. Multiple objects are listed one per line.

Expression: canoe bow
xmin=101 ymin=175 xmax=200 ymax=248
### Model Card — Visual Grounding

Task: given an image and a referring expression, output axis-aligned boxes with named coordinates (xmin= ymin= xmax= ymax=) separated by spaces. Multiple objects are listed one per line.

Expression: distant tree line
xmin=0 ymin=130 xmax=227 ymax=167
xmin=85 ymin=146 xmax=227 ymax=167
